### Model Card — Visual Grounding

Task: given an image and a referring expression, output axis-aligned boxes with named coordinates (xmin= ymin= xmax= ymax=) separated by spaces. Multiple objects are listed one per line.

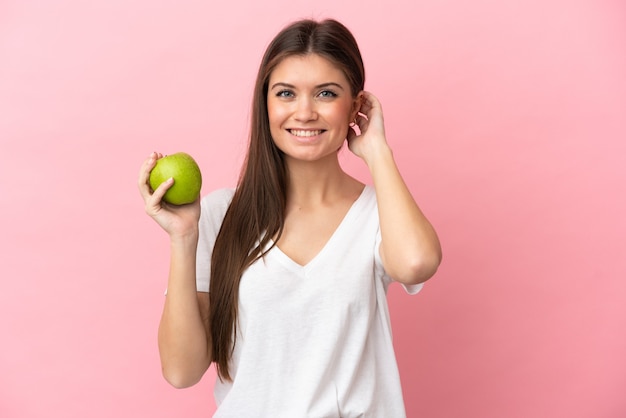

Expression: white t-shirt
xmin=196 ymin=186 xmax=423 ymax=418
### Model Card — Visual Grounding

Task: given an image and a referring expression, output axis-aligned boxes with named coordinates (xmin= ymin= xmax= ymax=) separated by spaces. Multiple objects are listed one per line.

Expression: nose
xmin=294 ymin=96 xmax=317 ymax=121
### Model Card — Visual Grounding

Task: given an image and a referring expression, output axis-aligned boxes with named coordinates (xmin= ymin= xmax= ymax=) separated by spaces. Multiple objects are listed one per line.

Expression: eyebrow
xmin=270 ymin=82 xmax=345 ymax=91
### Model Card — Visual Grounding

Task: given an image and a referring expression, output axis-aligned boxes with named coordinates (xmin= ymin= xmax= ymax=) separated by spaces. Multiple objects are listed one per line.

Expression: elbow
xmin=381 ymin=234 xmax=443 ymax=285
xmin=393 ymin=250 xmax=442 ymax=286
xmin=162 ymin=367 xmax=203 ymax=389
xmin=157 ymin=341 xmax=212 ymax=389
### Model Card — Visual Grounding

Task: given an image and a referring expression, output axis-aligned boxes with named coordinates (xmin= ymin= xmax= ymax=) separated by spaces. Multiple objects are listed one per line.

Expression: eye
xmin=276 ymin=89 xmax=294 ymax=98
xmin=318 ymin=90 xmax=338 ymax=98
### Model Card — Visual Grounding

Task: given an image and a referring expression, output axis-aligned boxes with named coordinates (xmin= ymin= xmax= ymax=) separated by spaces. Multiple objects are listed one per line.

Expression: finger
xmin=138 ymin=152 xmax=157 ymax=181
xmin=144 ymin=177 xmax=174 ymax=216
xmin=150 ymin=177 xmax=174 ymax=204
xmin=355 ymin=114 xmax=369 ymax=133
xmin=358 ymin=105 xmax=373 ymax=119
xmin=361 ymin=91 xmax=380 ymax=106
xmin=358 ymin=91 xmax=382 ymax=116
xmin=138 ymin=152 xmax=164 ymax=196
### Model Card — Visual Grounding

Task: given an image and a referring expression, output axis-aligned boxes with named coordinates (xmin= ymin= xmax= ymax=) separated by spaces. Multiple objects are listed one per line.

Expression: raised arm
xmin=348 ymin=92 xmax=442 ymax=285
xmin=138 ymin=152 xmax=212 ymax=388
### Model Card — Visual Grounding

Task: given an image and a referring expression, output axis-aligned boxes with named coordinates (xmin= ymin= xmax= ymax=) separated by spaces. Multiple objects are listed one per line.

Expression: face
xmin=267 ymin=54 xmax=361 ymax=163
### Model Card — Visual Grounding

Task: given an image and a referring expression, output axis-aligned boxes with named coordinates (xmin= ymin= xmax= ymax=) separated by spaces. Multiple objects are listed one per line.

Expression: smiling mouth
xmin=288 ymin=129 xmax=325 ymax=137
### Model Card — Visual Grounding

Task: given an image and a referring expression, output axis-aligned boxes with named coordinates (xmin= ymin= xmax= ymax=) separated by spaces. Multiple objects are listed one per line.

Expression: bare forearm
xmin=367 ymin=146 xmax=442 ymax=284
xmin=158 ymin=233 xmax=212 ymax=388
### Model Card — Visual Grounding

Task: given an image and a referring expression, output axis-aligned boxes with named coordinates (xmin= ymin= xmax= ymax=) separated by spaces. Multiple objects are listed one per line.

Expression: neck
xmin=284 ymin=154 xmax=362 ymax=206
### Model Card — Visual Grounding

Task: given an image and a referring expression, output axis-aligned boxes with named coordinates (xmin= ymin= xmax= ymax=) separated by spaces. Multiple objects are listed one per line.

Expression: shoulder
xmin=362 ymin=184 xmax=376 ymax=201
xmin=199 ymin=188 xmax=235 ymax=224
xmin=356 ymin=184 xmax=378 ymax=212
xmin=201 ymin=187 xmax=235 ymax=209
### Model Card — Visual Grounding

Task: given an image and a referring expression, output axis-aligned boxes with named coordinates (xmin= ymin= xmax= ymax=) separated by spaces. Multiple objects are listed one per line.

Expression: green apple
xmin=149 ymin=152 xmax=202 ymax=205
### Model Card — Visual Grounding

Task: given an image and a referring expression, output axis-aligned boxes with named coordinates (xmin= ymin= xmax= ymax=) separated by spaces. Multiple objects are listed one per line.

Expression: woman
xmin=138 ymin=18 xmax=441 ymax=417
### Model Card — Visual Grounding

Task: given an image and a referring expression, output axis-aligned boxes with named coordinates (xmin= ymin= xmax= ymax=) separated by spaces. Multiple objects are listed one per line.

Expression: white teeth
xmin=290 ymin=129 xmax=322 ymax=137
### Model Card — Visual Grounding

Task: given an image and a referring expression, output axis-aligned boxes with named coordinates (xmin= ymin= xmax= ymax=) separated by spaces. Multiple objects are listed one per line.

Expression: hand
xmin=137 ymin=152 xmax=201 ymax=238
xmin=346 ymin=91 xmax=391 ymax=164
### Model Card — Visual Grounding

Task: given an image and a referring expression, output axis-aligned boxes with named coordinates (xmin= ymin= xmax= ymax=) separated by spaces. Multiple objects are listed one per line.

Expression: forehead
xmin=269 ymin=53 xmax=349 ymax=86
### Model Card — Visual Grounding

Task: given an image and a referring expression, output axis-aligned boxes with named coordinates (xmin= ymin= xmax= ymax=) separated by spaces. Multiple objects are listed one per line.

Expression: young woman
xmin=138 ymin=18 xmax=441 ymax=417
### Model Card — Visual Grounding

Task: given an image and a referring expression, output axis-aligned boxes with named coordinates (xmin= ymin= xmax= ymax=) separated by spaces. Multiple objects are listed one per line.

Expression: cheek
xmin=267 ymin=101 xmax=287 ymax=129
xmin=327 ymin=103 xmax=352 ymax=129
xmin=267 ymin=105 xmax=288 ymax=147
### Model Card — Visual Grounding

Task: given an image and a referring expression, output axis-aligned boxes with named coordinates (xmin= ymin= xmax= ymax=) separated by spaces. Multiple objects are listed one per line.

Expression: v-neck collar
xmin=269 ymin=185 xmax=370 ymax=274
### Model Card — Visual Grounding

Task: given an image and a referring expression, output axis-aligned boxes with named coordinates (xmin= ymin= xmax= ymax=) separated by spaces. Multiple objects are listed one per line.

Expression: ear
xmin=350 ymin=91 xmax=364 ymax=122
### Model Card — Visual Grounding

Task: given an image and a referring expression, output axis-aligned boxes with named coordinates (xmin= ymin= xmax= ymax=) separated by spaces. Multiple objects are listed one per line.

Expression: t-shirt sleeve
xmin=374 ymin=229 xmax=424 ymax=295
xmin=195 ymin=188 xmax=235 ymax=293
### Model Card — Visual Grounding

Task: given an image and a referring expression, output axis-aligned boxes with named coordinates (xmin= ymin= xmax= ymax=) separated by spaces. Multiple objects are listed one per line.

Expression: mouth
xmin=288 ymin=129 xmax=325 ymax=138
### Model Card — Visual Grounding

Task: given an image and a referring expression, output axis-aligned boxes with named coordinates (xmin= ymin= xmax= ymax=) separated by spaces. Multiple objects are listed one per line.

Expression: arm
xmin=348 ymin=93 xmax=442 ymax=285
xmin=138 ymin=152 xmax=212 ymax=388
xmin=158 ymin=235 xmax=212 ymax=388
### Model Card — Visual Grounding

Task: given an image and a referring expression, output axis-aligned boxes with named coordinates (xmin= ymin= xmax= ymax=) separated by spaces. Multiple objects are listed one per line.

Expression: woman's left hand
xmin=346 ymin=91 xmax=391 ymax=164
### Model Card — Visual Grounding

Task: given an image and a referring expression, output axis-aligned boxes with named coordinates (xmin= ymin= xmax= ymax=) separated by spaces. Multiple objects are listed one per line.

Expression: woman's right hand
xmin=138 ymin=152 xmax=201 ymax=238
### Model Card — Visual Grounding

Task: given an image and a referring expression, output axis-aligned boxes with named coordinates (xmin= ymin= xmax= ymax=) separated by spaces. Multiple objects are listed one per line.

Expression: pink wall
xmin=1 ymin=0 xmax=625 ymax=417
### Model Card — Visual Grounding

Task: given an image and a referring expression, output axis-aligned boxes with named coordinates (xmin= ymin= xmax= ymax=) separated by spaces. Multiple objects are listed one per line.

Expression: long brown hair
xmin=209 ymin=18 xmax=366 ymax=381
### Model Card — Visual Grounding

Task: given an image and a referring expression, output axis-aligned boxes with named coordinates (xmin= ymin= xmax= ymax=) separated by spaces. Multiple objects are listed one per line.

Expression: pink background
xmin=1 ymin=0 xmax=625 ymax=417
